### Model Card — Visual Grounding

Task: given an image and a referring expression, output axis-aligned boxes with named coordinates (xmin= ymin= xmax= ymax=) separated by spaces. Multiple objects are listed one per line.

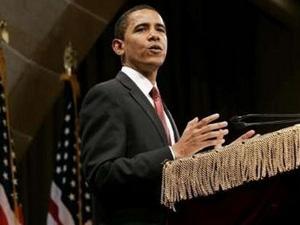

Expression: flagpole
xmin=61 ymin=42 xmax=83 ymax=225
xmin=0 ymin=20 xmax=22 ymax=225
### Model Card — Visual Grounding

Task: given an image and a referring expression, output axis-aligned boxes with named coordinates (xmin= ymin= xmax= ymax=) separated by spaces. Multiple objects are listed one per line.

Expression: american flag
xmin=47 ymin=80 xmax=92 ymax=225
xmin=0 ymin=50 xmax=23 ymax=225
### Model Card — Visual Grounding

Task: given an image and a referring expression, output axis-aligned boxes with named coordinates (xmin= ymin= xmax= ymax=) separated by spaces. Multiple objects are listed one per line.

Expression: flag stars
xmin=56 ymin=167 xmax=61 ymax=174
xmin=85 ymin=193 xmax=90 ymax=200
xmin=69 ymin=193 xmax=75 ymax=201
xmin=70 ymin=180 xmax=76 ymax=187
xmin=3 ymin=159 xmax=8 ymax=166
xmin=65 ymin=114 xmax=71 ymax=122
xmin=64 ymin=153 xmax=68 ymax=160
xmin=64 ymin=140 xmax=69 ymax=148
xmin=85 ymin=206 xmax=91 ymax=213
xmin=3 ymin=132 xmax=7 ymax=139
xmin=49 ymin=93 xmax=92 ymax=223
xmin=0 ymin=81 xmax=23 ymax=216
xmin=64 ymin=128 xmax=70 ymax=135
xmin=3 ymin=172 xmax=8 ymax=180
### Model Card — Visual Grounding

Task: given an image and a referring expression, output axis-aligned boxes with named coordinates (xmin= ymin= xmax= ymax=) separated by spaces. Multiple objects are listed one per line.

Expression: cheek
xmin=127 ymin=42 xmax=143 ymax=54
xmin=130 ymin=47 xmax=147 ymax=59
xmin=123 ymin=47 xmax=145 ymax=63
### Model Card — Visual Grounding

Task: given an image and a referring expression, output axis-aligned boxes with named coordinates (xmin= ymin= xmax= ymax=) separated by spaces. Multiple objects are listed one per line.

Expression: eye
xmin=156 ymin=25 xmax=166 ymax=33
xmin=135 ymin=26 xmax=147 ymax=33
xmin=136 ymin=28 xmax=145 ymax=32
xmin=157 ymin=27 xmax=166 ymax=33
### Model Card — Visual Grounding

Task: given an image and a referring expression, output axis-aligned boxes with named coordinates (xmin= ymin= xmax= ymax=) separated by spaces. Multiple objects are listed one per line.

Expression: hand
xmin=231 ymin=130 xmax=256 ymax=144
xmin=172 ymin=113 xmax=228 ymax=159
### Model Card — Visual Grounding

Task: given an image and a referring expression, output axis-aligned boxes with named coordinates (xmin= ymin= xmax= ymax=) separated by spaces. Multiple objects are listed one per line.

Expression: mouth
xmin=148 ymin=44 xmax=163 ymax=53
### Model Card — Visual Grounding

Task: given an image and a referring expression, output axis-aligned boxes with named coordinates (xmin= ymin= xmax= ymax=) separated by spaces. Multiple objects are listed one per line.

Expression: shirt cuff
xmin=168 ymin=146 xmax=176 ymax=160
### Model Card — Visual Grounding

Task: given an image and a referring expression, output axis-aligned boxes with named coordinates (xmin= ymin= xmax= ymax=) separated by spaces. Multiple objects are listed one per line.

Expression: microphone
xmin=230 ymin=114 xmax=300 ymax=129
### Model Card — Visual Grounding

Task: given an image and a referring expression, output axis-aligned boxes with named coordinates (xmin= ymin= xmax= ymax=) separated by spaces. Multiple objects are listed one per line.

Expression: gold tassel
xmin=161 ymin=125 xmax=300 ymax=210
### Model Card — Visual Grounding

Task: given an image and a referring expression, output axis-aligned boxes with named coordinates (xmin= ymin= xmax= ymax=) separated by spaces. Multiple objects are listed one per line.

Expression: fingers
xmin=202 ymin=138 xmax=225 ymax=150
xmin=232 ymin=129 xmax=256 ymax=144
xmin=174 ymin=114 xmax=229 ymax=159
xmin=184 ymin=113 xmax=222 ymax=132
xmin=197 ymin=129 xmax=229 ymax=140
xmin=238 ymin=130 xmax=255 ymax=141
xmin=198 ymin=121 xmax=228 ymax=134
xmin=201 ymin=129 xmax=228 ymax=150
xmin=184 ymin=117 xmax=199 ymax=131
xmin=198 ymin=113 xmax=220 ymax=127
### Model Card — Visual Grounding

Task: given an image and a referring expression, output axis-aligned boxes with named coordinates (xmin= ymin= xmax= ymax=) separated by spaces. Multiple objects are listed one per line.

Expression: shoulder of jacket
xmin=86 ymin=78 xmax=122 ymax=96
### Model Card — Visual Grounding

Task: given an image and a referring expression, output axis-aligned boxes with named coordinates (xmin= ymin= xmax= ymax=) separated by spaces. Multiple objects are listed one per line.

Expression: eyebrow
xmin=134 ymin=23 xmax=166 ymax=30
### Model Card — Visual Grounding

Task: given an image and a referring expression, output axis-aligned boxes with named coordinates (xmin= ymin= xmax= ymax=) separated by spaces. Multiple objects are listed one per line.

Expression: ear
xmin=112 ymin=39 xmax=125 ymax=56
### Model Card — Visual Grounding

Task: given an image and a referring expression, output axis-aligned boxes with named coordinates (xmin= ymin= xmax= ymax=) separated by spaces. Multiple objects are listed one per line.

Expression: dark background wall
xmin=77 ymin=2 xmax=300 ymax=223
xmin=19 ymin=0 xmax=300 ymax=224
xmin=79 ymin=0 xmax=300 ymax=140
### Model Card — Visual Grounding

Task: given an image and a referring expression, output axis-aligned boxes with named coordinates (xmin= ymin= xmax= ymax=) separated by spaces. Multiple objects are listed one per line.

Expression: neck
xmin=124 ymin=64 xmax=158 ymax=85
xmin=142 ymin=70 xmax=157 ymax=85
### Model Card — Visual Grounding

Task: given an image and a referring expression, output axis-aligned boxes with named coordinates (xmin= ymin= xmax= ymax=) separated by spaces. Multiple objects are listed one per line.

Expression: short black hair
xmin=114 ymin=4 xmax=158 ymax=40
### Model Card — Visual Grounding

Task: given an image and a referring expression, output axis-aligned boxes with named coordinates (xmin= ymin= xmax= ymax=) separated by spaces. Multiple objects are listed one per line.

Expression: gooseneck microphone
xmin=230 ymin=114 xmax=300 ymax=129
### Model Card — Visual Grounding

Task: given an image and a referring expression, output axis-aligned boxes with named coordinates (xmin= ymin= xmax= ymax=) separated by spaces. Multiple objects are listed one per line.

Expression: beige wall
xmin=0 ymin=0 xmax=126 ymax=224
xmin=0 ymin=0 xmax=126 ymax=160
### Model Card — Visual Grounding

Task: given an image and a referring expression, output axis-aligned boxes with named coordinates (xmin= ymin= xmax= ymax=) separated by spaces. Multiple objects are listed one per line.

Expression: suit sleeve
xmin=80 ymin=85 xmax=174 ymax=193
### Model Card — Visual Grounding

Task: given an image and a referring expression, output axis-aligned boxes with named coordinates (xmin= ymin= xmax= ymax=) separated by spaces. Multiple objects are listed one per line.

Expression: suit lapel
xmin=116 ymin=72 xmax=168 ymax=144
xmin=164 ymin=105 xmax=180 ymax=141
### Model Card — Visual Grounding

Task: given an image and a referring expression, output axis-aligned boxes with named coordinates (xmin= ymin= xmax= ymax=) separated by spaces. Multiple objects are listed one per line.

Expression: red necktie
xmin=150 ymin=87 xmax=171 ymax=144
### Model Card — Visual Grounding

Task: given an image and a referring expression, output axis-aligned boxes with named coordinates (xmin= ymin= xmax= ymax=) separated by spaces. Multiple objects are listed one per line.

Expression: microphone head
xmin=229 ymin=116 xmax=248 ymax=130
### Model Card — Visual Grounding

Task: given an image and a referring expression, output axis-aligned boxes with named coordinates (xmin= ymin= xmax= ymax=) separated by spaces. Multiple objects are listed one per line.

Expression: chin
xmin=147 ymin=62 xmax=164 ymax=70
xmin=147 ymin=58 xmax=165 ymax=67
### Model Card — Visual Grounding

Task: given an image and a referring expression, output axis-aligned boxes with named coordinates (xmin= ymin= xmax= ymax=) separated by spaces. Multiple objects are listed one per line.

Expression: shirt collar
xmin=121 ymin=66 xmax=157 ymax=96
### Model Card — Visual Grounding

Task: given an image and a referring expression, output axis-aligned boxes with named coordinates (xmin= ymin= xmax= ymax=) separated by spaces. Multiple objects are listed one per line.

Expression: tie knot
xmin=150 ymin=87 xmax=160 ymax=99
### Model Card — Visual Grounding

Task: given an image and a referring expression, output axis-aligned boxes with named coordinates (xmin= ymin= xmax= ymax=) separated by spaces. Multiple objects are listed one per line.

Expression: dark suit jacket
xmin=80 ymin=71 xmax=179 ymax=225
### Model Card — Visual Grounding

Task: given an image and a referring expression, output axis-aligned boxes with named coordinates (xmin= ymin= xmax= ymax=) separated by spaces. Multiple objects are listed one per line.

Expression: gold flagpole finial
xmin=0 ymin=20 xmax=9 ymax=44
xmin=61 ymin=42 xmax=80 ymax=98
xmin=64 ymin=42 xmax=78 ymax=76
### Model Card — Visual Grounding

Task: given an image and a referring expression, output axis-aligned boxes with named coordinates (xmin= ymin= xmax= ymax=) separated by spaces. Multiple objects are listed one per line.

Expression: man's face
xmin=115 ymin=9 xmax=167 ymax=72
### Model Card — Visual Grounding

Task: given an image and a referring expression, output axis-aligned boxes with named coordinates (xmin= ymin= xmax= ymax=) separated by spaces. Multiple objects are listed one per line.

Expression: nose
xmin=148 ymin=29 xmax=160 ymax=41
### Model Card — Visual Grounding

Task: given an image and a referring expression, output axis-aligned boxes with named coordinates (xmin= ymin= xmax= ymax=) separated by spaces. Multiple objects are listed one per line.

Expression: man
xmin=80 ymin=4 xmax=254 ymax=225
